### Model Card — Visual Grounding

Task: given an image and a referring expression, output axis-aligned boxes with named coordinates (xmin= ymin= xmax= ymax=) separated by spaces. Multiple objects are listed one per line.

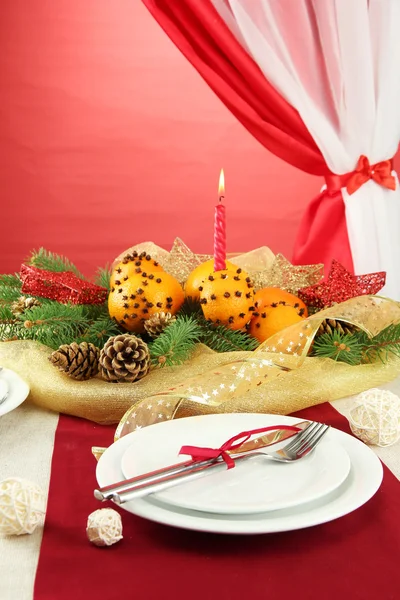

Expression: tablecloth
xmin=1 ymin=381 xmax=400 ymax=600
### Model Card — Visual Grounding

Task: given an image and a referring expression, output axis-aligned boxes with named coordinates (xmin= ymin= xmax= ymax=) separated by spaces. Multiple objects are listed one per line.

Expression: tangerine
xmin=199 ymin=270 xmax=255 ymax=330
xmin=108 ymin=270 xmax=184 ymax=333
xmin=249 ymin=304 xmax=305 ymax=343
xmin=254 ymin=287 xmax=308 ymax=317
xmin=185 ymin=259 xmax=247 ymax=300
xmin=110 ymin=251 xmax=164 ymax=290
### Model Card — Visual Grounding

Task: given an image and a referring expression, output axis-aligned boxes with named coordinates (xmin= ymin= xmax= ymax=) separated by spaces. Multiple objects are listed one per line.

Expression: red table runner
xmin=34 ymin=403 xmax=400 ymax=600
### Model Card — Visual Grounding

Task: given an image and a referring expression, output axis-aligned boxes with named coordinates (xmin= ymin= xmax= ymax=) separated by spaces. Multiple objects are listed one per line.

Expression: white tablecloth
xmin=1 ymin=381 xmax=400 ymax=600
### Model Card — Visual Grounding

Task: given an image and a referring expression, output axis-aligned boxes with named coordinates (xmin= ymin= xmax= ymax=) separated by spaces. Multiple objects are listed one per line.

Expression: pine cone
xmin=49 ymin=342 xmax=100 ymax=380
xmin=11 ymin=296 xmax=41 ymax=316
xmin=316 ymin=319 xmax=358 ymax=337
xmin=99 ymin=334 xmax=150 ymax=383
xmin=143 ymin=311 xmax=176 ymax=338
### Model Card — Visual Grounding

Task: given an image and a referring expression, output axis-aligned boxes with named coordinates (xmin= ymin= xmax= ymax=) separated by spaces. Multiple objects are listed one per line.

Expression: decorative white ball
xmin=349 ymin=388 xmax=400 ymax=447
xmin=0 ymin=477 xmax=46 ymax=536
xmin=86 ymin=508 xmax=123 ymax=547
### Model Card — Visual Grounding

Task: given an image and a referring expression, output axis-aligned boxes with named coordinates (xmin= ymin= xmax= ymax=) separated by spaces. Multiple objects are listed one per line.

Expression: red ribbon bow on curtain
xmin=345 ymin=155 xmax=396 ymax=195
xmin=179 ymin=425 xmax=300 ymax=469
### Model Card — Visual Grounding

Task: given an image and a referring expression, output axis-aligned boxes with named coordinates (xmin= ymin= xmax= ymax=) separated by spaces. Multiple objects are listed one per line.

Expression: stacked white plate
xmin=96 ymin=413 xmax=383 ymax=534
xmin=0 ymin=367 xmax=30 ymax=417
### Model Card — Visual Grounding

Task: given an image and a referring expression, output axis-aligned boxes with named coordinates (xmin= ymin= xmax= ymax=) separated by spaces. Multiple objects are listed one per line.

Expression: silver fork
xmin=265 ymin=421 xmax=330 ymax=462
xmin=112 ymin=422 xmax=330 ymax=505
xmin=0 ymin=367 xmax=9 ymax=406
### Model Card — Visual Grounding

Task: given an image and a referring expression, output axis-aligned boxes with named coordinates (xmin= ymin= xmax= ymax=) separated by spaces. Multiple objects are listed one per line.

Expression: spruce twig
xmin=311 ymin=323 xmax=400 ymax=366
xmin=76 ymin=316 xmax=121 ymax=347
xmin=178 ymin=296 xmax=203 ymax=318
xmin=311 ymin=330 xmax=364 ymax=365
xmin=148 ymin=315 xmax=201 ymax=367
xmin=362 ymin=323 xmax=400 ymax=363
xmin=95 ymin=264 xmax=112 ymax=291
xmin=0 ymin=274 xmax=22 ymax=303
xmin=0 ymin=305 xmax=25 ymax=341
xmin=17 ymin=303 xmax=91 ymax=349
xmin=197 ymin=317 xmax=259 ymax=352
xmin=27 ymin=248 xmax=86 ymax=279
xmin=178 ymin=297 xmax=259 ymax=352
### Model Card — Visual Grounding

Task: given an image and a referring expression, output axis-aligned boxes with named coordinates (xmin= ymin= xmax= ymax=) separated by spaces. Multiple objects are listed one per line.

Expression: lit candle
xmin=214 ymin=168 xmax=226 ymax=271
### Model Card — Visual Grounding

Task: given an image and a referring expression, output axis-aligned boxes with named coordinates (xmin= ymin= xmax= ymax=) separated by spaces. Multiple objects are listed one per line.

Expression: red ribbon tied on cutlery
xmin=179 ymin=425 xmax=301 ymax=469
xmin=346 ymin=155 xmax=396 ymax=195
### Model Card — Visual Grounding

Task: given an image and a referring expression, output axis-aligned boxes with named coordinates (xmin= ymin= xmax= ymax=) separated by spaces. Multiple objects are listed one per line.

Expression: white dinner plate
xmin=96 ymin=413 xmax=383 ymax=535
xmin=0 ymin=367 xmax=30 ymax=417
xmin=120 ymin=415 xmax=351 ymax=514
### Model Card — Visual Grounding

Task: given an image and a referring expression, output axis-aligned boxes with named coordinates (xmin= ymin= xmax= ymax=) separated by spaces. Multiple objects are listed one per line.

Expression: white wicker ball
xmin=86 ymin=508 xmax=123 ymax=547
xmin=0 ymin=477 xmax=46 ymax=536
xmin=349 ymin=388 xmax=400 ymax=447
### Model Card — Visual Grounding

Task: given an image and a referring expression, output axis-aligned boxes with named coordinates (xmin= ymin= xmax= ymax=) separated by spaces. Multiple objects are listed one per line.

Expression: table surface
xmin=1 ymin=381 xmax=399 ymax=600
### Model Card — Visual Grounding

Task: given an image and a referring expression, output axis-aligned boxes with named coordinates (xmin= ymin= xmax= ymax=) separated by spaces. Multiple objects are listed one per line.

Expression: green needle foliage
xmin=27 ymin=248 xmax=86 ymax=279
xmin=95 ymin=264 xmax=113 ymax=291
xmin=0 ymin=304 xmax=24 ymax=341
xmin=19 ymin=303 xmax=91 ymax=349
xmin=179 ymin=296 xmax=203 ymax=318
xmin=311 ymin=323 xmax=400 ymax=366
xmin=177 ymin=297 xmax=259 ymax=352
xmin=361 ymin=323 xmax=400 ymax=363
xmin=311 ymin=330 xmax=364 ymax=365
xmin=148 ymin=315 xmax=201 ymax=367
xmin=0 ymin=274 xmax=22 ymax=303
xmin=76 ymin=315 xmax=121 ymax=347
xmin=197 ymin=317 xmax=259 ymax=352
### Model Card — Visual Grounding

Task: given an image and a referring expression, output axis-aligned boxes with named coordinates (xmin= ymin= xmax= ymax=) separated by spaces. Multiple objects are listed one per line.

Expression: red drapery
xmin=142 ymin=0 xmax=354 ymax=274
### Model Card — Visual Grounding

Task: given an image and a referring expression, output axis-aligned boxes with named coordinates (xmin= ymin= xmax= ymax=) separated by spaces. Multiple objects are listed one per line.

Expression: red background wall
xmin=0 ymin=0 xmax=320 ymax=277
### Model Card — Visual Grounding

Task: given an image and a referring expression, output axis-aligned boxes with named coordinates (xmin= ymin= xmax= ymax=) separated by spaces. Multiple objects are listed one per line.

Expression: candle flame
xmin=218 ymin=168 xmax=225 ymax=198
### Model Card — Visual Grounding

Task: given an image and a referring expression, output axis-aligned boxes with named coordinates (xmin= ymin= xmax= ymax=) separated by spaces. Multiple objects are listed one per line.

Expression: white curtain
xmin=212 ymin=0 xmax=400 ymax=299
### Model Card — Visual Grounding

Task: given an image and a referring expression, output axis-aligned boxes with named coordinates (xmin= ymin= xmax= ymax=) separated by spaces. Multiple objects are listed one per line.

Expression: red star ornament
xmin=298 ymin=260 xmax=386 ymax=309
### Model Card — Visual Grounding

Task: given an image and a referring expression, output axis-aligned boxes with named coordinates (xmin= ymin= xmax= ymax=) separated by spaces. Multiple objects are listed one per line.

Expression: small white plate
xmin=96 ymin=414 xmax=383 ymax=535
xmin=120 ymin=416 xmax=351 ymax=514
xmin=0 ymin=367 xmax=30 ymax=417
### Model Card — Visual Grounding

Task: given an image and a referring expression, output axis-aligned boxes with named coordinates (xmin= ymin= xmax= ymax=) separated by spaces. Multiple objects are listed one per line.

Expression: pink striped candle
xmin=214 ymin=168 xmax=226 ymax=271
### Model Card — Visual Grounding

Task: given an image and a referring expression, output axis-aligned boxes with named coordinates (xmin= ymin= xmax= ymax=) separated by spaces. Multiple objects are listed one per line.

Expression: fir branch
xmin=148 ymin=315 xmax=201 ymax=367
xmin=27 ymin=248 xmax=86 ymax=279
xmin=81 ymin=302 xmax=109 ymax=321
xmin=178 ymin=298 xmax=259 ymax=352
xmin=0 ymin=274 xmax=22 ymax=303
xmin=0 ymin=323 xmax=26 ymax=342
xmin=311 ymin=330 xmax=364 ymax=365
xmin=95 ymin=264 xmax=112 ymax=292
xmin=197 ymin=317 xmax=259 ymax=352
xmin=178 ymin=296 xmax=203 ymax=318
xmin=76 ymin=316 xmax=121 ymax=347
xmin=0 ymin=304 xmax=17 ymax=322
xmin=18 ymin=303 xmax=91 ymax=349
xmin=361 ymin=323 xmax=400 ymax=363
xmin=0 ymin=304 xmax=27 ymax=341
xmin=0 ymin=274 xmax=22 ymax=288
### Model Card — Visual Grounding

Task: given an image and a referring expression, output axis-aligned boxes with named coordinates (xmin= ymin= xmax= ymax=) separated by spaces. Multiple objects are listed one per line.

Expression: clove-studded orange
xmin=108 ymin=265 xmax=184 ymax=333
xmin=254 ymin=287 xmax=308 ymax=317
xmin=249 ymin=304 xmax=306 ymax=343
xmin=198 ymin=269 xmax=255 ymax=330
xmin=110 ymin=251 xmax=164 ymax=290
xmin=185 ymin=259 xmax=247 ymax=300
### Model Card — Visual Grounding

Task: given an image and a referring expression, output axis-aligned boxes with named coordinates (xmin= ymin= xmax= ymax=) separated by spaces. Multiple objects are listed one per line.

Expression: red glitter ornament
xmin=298 ymin=260 xmax=386 ymax=309
xmin=20 ymin=264 xmax=107 ymax=305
